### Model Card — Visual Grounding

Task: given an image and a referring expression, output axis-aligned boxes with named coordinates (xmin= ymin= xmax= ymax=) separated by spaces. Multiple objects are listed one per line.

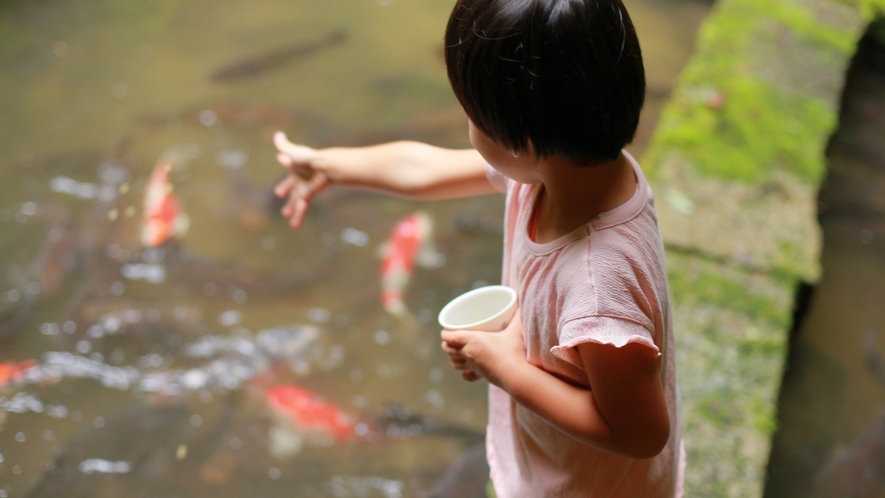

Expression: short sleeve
xmin=485 ymin=163 xmax=509 ymax=193
xmin=550 ymin=316 xmax=660 ymax=369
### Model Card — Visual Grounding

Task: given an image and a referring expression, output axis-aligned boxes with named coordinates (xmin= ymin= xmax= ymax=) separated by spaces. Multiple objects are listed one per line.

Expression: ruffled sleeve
xmin=551 ymin=316 xmax=660 ymax=369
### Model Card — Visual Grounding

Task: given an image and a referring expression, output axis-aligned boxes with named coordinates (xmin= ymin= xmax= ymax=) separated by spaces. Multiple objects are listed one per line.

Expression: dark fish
xmin=34 ymin=210 xmax=81 ymax=295
xmin=210 ymin=29 xmax=348 ymax=83
xmin=224 ymin=165 xmax=284 ymax=229
xmin=58 ymin=137 xmax=138 ymax=312
xmin=161 ymin=243 xmax=331 ymax=300
xmin=0 ymin=273 xmax=40 ymax=341
xmin=27 ymin=396 xmax=238 ymax=498
xmin=426 ymin=443 xmax=489 ymax=498
xmin=370 ymin=403 xmax=485 ymax=445
xmin=813 ymin=413 xmax=885 ymax=498
xmin=371 ymin=405 xmax=488 ymax=497
xmin=812 ymin=330 xmax=885 ymax=497
xmin=26 ymin=402 xmax=190 ymax=498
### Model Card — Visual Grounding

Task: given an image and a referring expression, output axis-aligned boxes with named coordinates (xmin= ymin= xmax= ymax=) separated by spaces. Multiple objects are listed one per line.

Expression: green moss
xmin=667 ymin=265 xmax=791 ymax=329
xmin=748 ymin=394 xmax=778 ymax=435
xmin=762 ymin=0 xmax=858 ymax=53
xmin=837 ymin=0 xmax=885 ymax=18
xmin=644 ymin=0 xmax=885 ymax=185
xmin=486 ymin=481 xmax=497 ymax=498
xmin=643 ymin=1 xmax=885 ymax=494
xmin=695 ymin=391 xmax=743 ymax=426
xmin=738 ymin=332 xmax=785 ymax=359
xmin=651 ymin=77 xmax=833 ymax=183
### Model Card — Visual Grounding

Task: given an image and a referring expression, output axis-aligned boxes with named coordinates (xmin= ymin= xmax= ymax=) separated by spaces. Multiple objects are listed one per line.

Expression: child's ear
xmin=511 ymin=138 xmax=534 ymax=158
xmin=523 ymin=138 xmax=535 ymax=158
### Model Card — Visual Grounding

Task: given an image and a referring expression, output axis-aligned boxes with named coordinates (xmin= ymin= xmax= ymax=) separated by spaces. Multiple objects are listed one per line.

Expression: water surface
xmin=0 ymin=0 xmax=709 ymax=496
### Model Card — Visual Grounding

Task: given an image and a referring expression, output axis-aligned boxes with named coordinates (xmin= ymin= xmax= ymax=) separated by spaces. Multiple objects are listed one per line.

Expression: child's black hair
xmin=445 ymin=0 xmax=645 ymax=164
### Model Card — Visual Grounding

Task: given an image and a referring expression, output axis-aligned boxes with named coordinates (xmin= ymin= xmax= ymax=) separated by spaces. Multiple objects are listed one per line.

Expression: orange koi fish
xmin=264 ymin=384 xmax=355 ymax=443
xmin=0 ymin=359 xmax=36 ymax=387
xmin=140 ymin=162 xmax=190 ymax=248
xmin=379 ymin=211 xmax=437 ymax=317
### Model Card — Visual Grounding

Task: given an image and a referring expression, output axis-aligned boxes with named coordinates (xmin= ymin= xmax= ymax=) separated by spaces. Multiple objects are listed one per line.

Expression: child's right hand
xmin=441 ymin=309 xmax=527 ymax=386
xmin=273 ymin=131 xmax=331 ymax=229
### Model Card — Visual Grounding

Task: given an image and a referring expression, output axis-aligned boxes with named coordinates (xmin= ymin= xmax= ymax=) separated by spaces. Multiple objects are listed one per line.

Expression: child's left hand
xmin=441 ymin=309 xmax=526 ymax=386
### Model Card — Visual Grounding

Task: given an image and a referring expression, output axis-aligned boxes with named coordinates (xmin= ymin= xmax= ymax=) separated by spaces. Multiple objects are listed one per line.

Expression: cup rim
xmin=438 ymin=285 xmax=517 ymax=330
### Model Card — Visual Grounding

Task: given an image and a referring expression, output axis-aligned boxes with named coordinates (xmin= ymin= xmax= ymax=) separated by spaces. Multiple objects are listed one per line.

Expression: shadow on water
xmin=764 ymin=16 xmax=885 ymax=498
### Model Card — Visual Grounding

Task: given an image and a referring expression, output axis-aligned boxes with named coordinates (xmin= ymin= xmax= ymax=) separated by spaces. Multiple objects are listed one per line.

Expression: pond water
xmin=764 ymin=18 xmax=885 ymax=498
xmin=0 ymin=0 xmax=709 ymax=496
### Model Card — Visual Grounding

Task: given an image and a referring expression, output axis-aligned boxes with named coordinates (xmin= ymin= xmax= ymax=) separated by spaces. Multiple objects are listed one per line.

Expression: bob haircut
xmin=445 ymin=0 xmax=645 ymax=164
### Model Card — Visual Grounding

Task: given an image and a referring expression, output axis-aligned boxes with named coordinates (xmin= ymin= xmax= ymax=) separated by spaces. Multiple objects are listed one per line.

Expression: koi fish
xmin=140 ymin=162 xmax=189 ymax=248
xmin=0 ymin=359 xmax=36 ymax=387
xmin=35 ymin=214 xmax=80 ymax=295
xmin=210 ymin=29 xmax=348 ymax=83
xmin=378 ymin=211 xmax=438 ymax=317
xmin=265 ymin=384 xmax=354 ymax=441
xmin=263 ymin=383 xmax=355 ymax=457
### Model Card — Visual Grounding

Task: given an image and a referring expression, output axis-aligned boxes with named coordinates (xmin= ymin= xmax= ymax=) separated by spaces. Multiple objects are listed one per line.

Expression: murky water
xmin=764 ymin=18 xmax=885 ymax=498
xmin=0 ymin=0 xmax=709 ymax=496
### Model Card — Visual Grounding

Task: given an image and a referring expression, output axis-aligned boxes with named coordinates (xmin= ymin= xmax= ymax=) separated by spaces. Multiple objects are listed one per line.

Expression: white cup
xmin=438 ymin=285 xmax=518 ymax=331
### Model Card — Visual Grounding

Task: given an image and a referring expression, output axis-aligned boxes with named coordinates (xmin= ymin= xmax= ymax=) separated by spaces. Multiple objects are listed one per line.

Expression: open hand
xmin=273 ymin=131 xmax=330 ymax=229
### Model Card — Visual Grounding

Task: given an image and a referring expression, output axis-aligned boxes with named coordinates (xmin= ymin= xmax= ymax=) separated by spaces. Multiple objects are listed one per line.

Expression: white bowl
xmin=438 ymin=285 xmax=517 ymax=331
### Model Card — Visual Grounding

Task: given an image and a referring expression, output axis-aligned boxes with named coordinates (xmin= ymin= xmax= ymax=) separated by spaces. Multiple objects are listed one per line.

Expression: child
xmin=273 ymin=0 xmax=684 ymax=496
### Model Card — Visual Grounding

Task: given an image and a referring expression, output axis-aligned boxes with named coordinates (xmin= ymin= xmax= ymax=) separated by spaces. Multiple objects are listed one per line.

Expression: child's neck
xmin=531 ymin=152 xmax=636 ymax=244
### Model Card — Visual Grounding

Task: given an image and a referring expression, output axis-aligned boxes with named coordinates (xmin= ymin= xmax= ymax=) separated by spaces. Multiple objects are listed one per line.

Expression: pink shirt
xmin=485 ymin=152 xmax=684 ymax=497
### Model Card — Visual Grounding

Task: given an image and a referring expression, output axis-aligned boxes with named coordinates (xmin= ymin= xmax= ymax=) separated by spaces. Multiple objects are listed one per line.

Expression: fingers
xmin=441 ymin=338 xmax=482 ymax=383
xmin=280 ymin=191 xmax=309 ymax=228
xmin=449 ymin=352 xmax=481 ymax=382
xmin=275 ymin=162 xmax=325 ymax=229
xmin=273 ymin=174 xmax=295 ymax=199
xmin=440 ymin=329 xmax=470 ymax=348
xmin=449 ymin=356 xmax=467 ymax=369
xmin=462 ymin=371 xmax=480 ymax=382
xmin=274 ymin=132 xmax=316 ymax=164
xmin=275 ymin=150 xmax=294 ymax=168
xmin=442 ymin=340 xmax=468 ymax=365
xmin=290 ymin=198 xmax=309 ymax=229
xmin=440 ymin=340 xmax=462 ymax=355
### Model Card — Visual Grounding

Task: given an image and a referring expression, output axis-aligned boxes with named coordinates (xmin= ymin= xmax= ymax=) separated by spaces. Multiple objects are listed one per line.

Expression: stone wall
xmin=642 ymin=0 xmax=885 ymax=495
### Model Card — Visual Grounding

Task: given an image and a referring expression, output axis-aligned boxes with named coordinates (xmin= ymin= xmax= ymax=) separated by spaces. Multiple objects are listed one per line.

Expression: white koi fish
xmin=140 ymin=162 xmax=189 ymax=248
xmin=378 ymin=211 xmax=441 ymax=318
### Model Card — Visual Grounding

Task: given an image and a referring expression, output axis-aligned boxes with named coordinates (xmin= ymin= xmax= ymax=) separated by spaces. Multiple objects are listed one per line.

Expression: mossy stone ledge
xmin=641 ymin=0 xmax=885 ymax=495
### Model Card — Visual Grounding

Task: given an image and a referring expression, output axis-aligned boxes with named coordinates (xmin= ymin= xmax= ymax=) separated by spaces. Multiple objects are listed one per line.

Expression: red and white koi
xmin=140 ymin=162 xmax=190 ymax=248
xmin=0 ymin=359 xmax=36 ymax=388
xmin=378 ymin=211 xmax=439 ymax=317
xmin=262 ymin=383 xmax=355 ymax=457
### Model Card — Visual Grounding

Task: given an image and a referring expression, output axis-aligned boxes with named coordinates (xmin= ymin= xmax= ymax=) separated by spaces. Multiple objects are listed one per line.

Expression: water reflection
xmin=764 ymin=16 xmax=885 ymax=498
xmin=0 ymin=0 xmax=709 ymax=495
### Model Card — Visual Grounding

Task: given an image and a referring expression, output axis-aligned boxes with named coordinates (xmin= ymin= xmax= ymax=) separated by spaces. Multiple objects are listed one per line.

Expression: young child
xmin=273 ymin=0 xmax=684 ymax=496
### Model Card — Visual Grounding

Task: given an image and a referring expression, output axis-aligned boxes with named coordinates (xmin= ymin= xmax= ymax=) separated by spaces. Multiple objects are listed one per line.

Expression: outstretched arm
xmin=442 ymin=317 xmax=670 ymax=459
xmin=273 ymin=131 xmax=496 ymax=228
